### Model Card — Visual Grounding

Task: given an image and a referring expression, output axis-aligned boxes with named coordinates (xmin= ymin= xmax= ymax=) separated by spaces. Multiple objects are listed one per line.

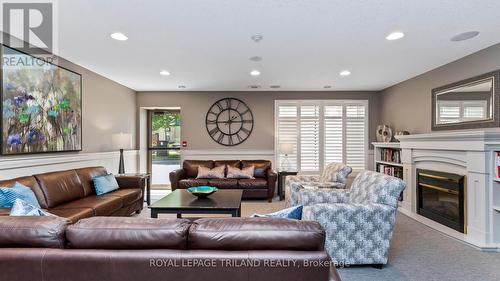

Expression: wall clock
xmin=205 ymin=98 xmax=254 ymax=146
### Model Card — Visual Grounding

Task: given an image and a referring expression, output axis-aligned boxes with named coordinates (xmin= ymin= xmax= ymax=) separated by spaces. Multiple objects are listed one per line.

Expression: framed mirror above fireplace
xmin=432 ymin=69 xmax=500 ymax=131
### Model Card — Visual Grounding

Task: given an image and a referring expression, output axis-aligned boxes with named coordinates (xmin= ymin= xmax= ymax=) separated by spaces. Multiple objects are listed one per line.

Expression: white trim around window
xmin=274 ymin=99 xmax=369 ymax=174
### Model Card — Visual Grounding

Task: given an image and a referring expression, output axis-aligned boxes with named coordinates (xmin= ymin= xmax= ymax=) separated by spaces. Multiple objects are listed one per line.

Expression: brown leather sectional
xmin=0 ymin=216 xmax=341 ymax=281
xmin=0 ymin=166 xmax=144 ymax=222
xmin=170 ymin=160 xmax=277 ymax=202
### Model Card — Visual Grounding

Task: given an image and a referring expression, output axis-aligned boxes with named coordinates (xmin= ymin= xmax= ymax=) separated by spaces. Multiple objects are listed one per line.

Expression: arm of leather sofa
xmin=115 ymin=176 xmax=146 ymax=190
xmin=169 ymin=169 xmax=186 ymax=191
xmin=266 ymin=169 xmax=277 ymax=202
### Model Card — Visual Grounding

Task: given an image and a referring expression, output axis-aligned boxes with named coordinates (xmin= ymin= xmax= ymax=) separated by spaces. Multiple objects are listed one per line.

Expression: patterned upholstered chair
xmin=285 ymin=163 xmax=352 ymax=207
xmin=298 ymin=170 xmax=406 ymax=266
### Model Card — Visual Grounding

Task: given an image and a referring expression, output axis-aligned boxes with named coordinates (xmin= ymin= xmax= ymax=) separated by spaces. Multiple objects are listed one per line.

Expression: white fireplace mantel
xmin=395 ymin=129 xmax=500 ymax=250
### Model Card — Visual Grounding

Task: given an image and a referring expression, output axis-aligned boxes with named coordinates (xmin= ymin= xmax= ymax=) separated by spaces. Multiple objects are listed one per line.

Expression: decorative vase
xmin=376 ymin=125 xmax=393 ymax=143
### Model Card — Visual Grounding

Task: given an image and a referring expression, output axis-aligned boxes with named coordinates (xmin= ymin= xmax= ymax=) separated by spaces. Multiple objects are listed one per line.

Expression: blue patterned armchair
xmin=298 ymin=170 xmax=406 ymax=266
xmin=285 ymin=163 xmax=352 ymax=207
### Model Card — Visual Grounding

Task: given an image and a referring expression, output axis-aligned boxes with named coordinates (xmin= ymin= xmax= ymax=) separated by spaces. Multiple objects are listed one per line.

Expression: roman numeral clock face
xmin=205 ymin=98 xmax=254 ymax=146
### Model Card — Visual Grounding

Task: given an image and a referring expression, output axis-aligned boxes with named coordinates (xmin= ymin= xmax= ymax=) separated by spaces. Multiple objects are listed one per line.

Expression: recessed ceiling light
xmin=323 ymin=85 xmax=332 ymax=89
xmin=159 ymin=70 xmax=170 ymax=76
xmin=248 ymin=85 xmax=261 ymax=89
xmin=110 ymin=32 xmax=128 ymax=41
xmin=270 ymin=85 xmax=281 ymax=89
xmin=250 ymin=56 xmax=263 ymax=62
xmin=451 ymin=31 xmax=480 ymax=42
xmin=386 ymin=31 xmax=405 ymax=41
xmin=340 ymin=70 xmax=351 ymax=76
xmin=251 ymin=34 xmax=263 ymax=43
xmin=250 ymin=70 xmax=261 ymax=76
xmin=178 ymin=85 xmax=186 ymax=89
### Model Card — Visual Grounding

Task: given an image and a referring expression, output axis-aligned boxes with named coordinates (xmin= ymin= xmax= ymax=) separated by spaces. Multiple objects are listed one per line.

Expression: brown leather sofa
xmin=170 ymin=160 xmax=277 ymax=202
xmin=0 ymin=216 xmax=341 ymax=281
xmin=0 ymin=166 xmax=144 ymax=222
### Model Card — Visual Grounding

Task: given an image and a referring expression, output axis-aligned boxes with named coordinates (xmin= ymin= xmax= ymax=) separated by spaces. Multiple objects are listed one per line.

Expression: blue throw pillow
xmin=0 ymin=182 xmax=40 ymax=208
xmin=9 ymin=198 xmax=54 ymax=216
xmin=93 ymin=174 xmax=119 ymax=196
xmin=252 ymin=205 xmax=303 ymax=220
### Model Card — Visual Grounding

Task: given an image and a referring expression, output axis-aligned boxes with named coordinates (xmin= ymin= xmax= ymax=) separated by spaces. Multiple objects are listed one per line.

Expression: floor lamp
xmin=112 ymin=133 xmax=132 ymax=174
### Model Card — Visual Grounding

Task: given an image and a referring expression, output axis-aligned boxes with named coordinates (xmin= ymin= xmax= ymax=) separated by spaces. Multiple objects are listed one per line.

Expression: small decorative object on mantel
xmin=394 ymin=131 xmax=410 ymax=142
xmin=376 ymin=125 xmax=393 ymax=142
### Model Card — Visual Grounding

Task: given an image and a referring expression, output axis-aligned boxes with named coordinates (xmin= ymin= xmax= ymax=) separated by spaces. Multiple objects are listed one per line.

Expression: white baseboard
xmin=0 ymin=150 xmax=139 ymax=180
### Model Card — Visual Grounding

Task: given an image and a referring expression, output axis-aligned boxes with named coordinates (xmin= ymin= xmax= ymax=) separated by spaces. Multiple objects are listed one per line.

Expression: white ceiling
xmin=57 ymin=0 xmax=500 ymax=92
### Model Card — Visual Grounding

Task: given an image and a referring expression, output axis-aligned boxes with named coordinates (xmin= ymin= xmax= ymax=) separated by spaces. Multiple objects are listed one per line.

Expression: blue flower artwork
xmin=1 ymin=46 xmax=82 ymax=154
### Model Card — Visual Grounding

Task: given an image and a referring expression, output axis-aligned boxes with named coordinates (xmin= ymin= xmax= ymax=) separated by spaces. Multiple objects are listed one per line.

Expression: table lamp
xmin=279 ymin=143 xmax=294 ymax=171
xmin=112 ymin=133 xmax=132 ymax=174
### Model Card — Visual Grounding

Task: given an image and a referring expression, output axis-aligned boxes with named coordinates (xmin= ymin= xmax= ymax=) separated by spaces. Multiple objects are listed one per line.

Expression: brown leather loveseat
xmin=0 ymin=166 xmax=144 ymax=222
xmin=170 ymin=160 xmax=277 ymax=202
xmin=0 ymin=216 xmax=341 ymax=281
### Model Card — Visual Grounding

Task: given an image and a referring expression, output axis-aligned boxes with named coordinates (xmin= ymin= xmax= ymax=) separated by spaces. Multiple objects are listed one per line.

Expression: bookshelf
xmin=492 ymin=151 xmax=500 ymax=244
xmin=372 ymin=142 xmax=403 ymax=180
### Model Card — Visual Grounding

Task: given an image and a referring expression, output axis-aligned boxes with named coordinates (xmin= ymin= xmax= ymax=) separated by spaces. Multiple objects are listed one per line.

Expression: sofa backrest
xmin=34 ymin=170 xmax=86 ymax=208
xmin=75 ymin=166 xmax=108 ymax=196
xmin=349 ymin=170 xmax=406 ymax=208
xmin=188 ymin=217 xmax=324 ymax=251
xmin=0 ymin=176 xmax=48 ymax=209
xmin=183 ymin=160 xmax=272 ymax=179
xmin=0 ymin=216 xmax=70 ymax=248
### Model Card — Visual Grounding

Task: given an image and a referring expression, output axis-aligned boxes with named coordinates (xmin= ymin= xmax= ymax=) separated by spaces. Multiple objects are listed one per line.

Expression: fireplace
xmin=417 ymin=169 xmax=466 ymax=233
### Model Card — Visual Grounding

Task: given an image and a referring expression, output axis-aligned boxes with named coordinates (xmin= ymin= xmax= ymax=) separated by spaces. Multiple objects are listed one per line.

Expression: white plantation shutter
xmin=277 ymin=105 xmax=298 ymax=170
xmin=276 ymin=100 xmax=368 ymax=173
xmin=324 ymin=105 xmax=343 ymax=165
xmin=300 ymin=105 xmax=320 ymax=171
xmin=345 ymin=105 xmax=366 ymax=170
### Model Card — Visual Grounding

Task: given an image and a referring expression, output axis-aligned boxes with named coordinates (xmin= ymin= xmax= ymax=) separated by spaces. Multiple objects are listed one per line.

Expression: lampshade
xmin=279 ymin=143 xmax=294 ymax=154
xmin=112 ymin=133 xmax=132 ymax=150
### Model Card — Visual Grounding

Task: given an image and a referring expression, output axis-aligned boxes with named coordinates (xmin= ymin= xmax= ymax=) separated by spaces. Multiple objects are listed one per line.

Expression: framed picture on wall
xmin=0 ymin=45 xmax=82 ymax=155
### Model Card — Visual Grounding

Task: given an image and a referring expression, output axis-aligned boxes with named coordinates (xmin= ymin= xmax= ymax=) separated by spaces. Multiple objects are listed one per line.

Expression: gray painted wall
xmin=380 ymin=43 xmax=500 ymax=133
xmin=137 ymin=91 xmax=380 ymax=150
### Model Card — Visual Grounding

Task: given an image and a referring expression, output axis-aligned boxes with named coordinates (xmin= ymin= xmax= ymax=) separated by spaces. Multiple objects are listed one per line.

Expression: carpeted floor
xmin=138 ymin=199 xmax=500 ymax=281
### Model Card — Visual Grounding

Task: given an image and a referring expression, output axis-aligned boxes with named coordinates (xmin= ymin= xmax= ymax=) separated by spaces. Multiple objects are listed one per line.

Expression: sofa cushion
xmin=178 ymin=179 xmax=209 ymax=189
xmin=9 ymin=198 xmax=53 ymax=216
xmin=75 ymin=166 xmax=108 ymax=196
xmin=35 ymin=170 xmax=85 ymax=208
xmin=227 ymin=166 xmax=255 ymax=179
xmin=0 ymin=216 xmax=70 ymax=248
xmin=196 ymin=165 xmax=225 ymax=179
xmin=207 ymin=179 xmax=238 ymax=189
xmin=0 ymin=176 xmax=47 ymax=208
xmin=48 ymin=208 xmax=94 ymax=223
xmin=238 ymin=178 xmax=268 ymax=189
xmin=53 ymin=195 xmax=123 ymax=216
xmin=66 ymin=217 xmax=192 ymax=249
xmin=108 ymin=189 xmax=142 ymax=205
xmin=241 ymin=160 xmax=271 ymax=178
xmin=0 ymin=208 xmax=9 ymax=216
xmin=0 ymin=182 xmax=40 ymax=208
xmin=188 ymin=218 xmax=325 ymax=251
xmin=183 ymin=160 xmax=214 ymax=178
xmin=92 ymin=174 xmax=119 ymax=195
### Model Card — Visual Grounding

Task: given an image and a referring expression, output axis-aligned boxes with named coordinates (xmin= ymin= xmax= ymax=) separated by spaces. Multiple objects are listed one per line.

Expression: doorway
xmin=147 ymin=110 xmax=181 ymax=189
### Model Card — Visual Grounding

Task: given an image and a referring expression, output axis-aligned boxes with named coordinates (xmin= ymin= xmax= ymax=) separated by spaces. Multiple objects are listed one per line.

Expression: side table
xmin=116 ymin=173 xmax=151 ymax=205
xmin=277 ymin=170 xmax=298 ymax=201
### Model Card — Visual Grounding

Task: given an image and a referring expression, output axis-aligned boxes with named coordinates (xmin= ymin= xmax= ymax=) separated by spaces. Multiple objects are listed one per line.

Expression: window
xmin=437 ymin=100 xmax=488 ymax=124
xmin=275 ymin=100 xmax=368 ymax=172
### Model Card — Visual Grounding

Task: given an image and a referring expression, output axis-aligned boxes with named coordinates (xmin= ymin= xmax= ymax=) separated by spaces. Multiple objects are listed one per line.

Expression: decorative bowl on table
xmin=187 ymin=186 xmax=218 ymax=198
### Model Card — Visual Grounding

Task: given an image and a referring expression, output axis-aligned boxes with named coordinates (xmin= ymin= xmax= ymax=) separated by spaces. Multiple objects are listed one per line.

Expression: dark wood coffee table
xmin=149 ymin=189 xmax=243 ymax=218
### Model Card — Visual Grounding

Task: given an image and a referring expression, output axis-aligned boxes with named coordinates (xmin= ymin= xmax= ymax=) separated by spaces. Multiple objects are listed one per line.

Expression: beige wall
xmin=54 ymin=58 xmax=137 ymax=153
xmin=381 ymin=43 xmax=500 ymax=133
xmin=137 ymin=91 xmax=380 ymax=150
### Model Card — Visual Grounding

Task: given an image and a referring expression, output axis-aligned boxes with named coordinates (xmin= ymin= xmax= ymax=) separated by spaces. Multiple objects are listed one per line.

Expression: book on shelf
xmin=377 ymin=164 xmax=403 ymax=179
xmin=379 ymin=148 xmax=401 ymax=164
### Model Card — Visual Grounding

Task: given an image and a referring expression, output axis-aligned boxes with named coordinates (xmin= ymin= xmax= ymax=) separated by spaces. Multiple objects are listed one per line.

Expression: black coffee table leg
xmin=151 ymin=209 xmax=158 ymax=218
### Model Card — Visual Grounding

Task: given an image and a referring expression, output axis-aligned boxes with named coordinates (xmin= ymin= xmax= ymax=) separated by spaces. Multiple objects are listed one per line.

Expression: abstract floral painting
xmin=1 ymin=46 xmax=82 ymax=154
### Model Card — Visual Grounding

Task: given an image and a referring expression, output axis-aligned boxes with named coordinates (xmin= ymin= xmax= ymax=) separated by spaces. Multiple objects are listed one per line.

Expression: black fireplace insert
xmin=417 ymin=169 xmax=466 ymax=233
